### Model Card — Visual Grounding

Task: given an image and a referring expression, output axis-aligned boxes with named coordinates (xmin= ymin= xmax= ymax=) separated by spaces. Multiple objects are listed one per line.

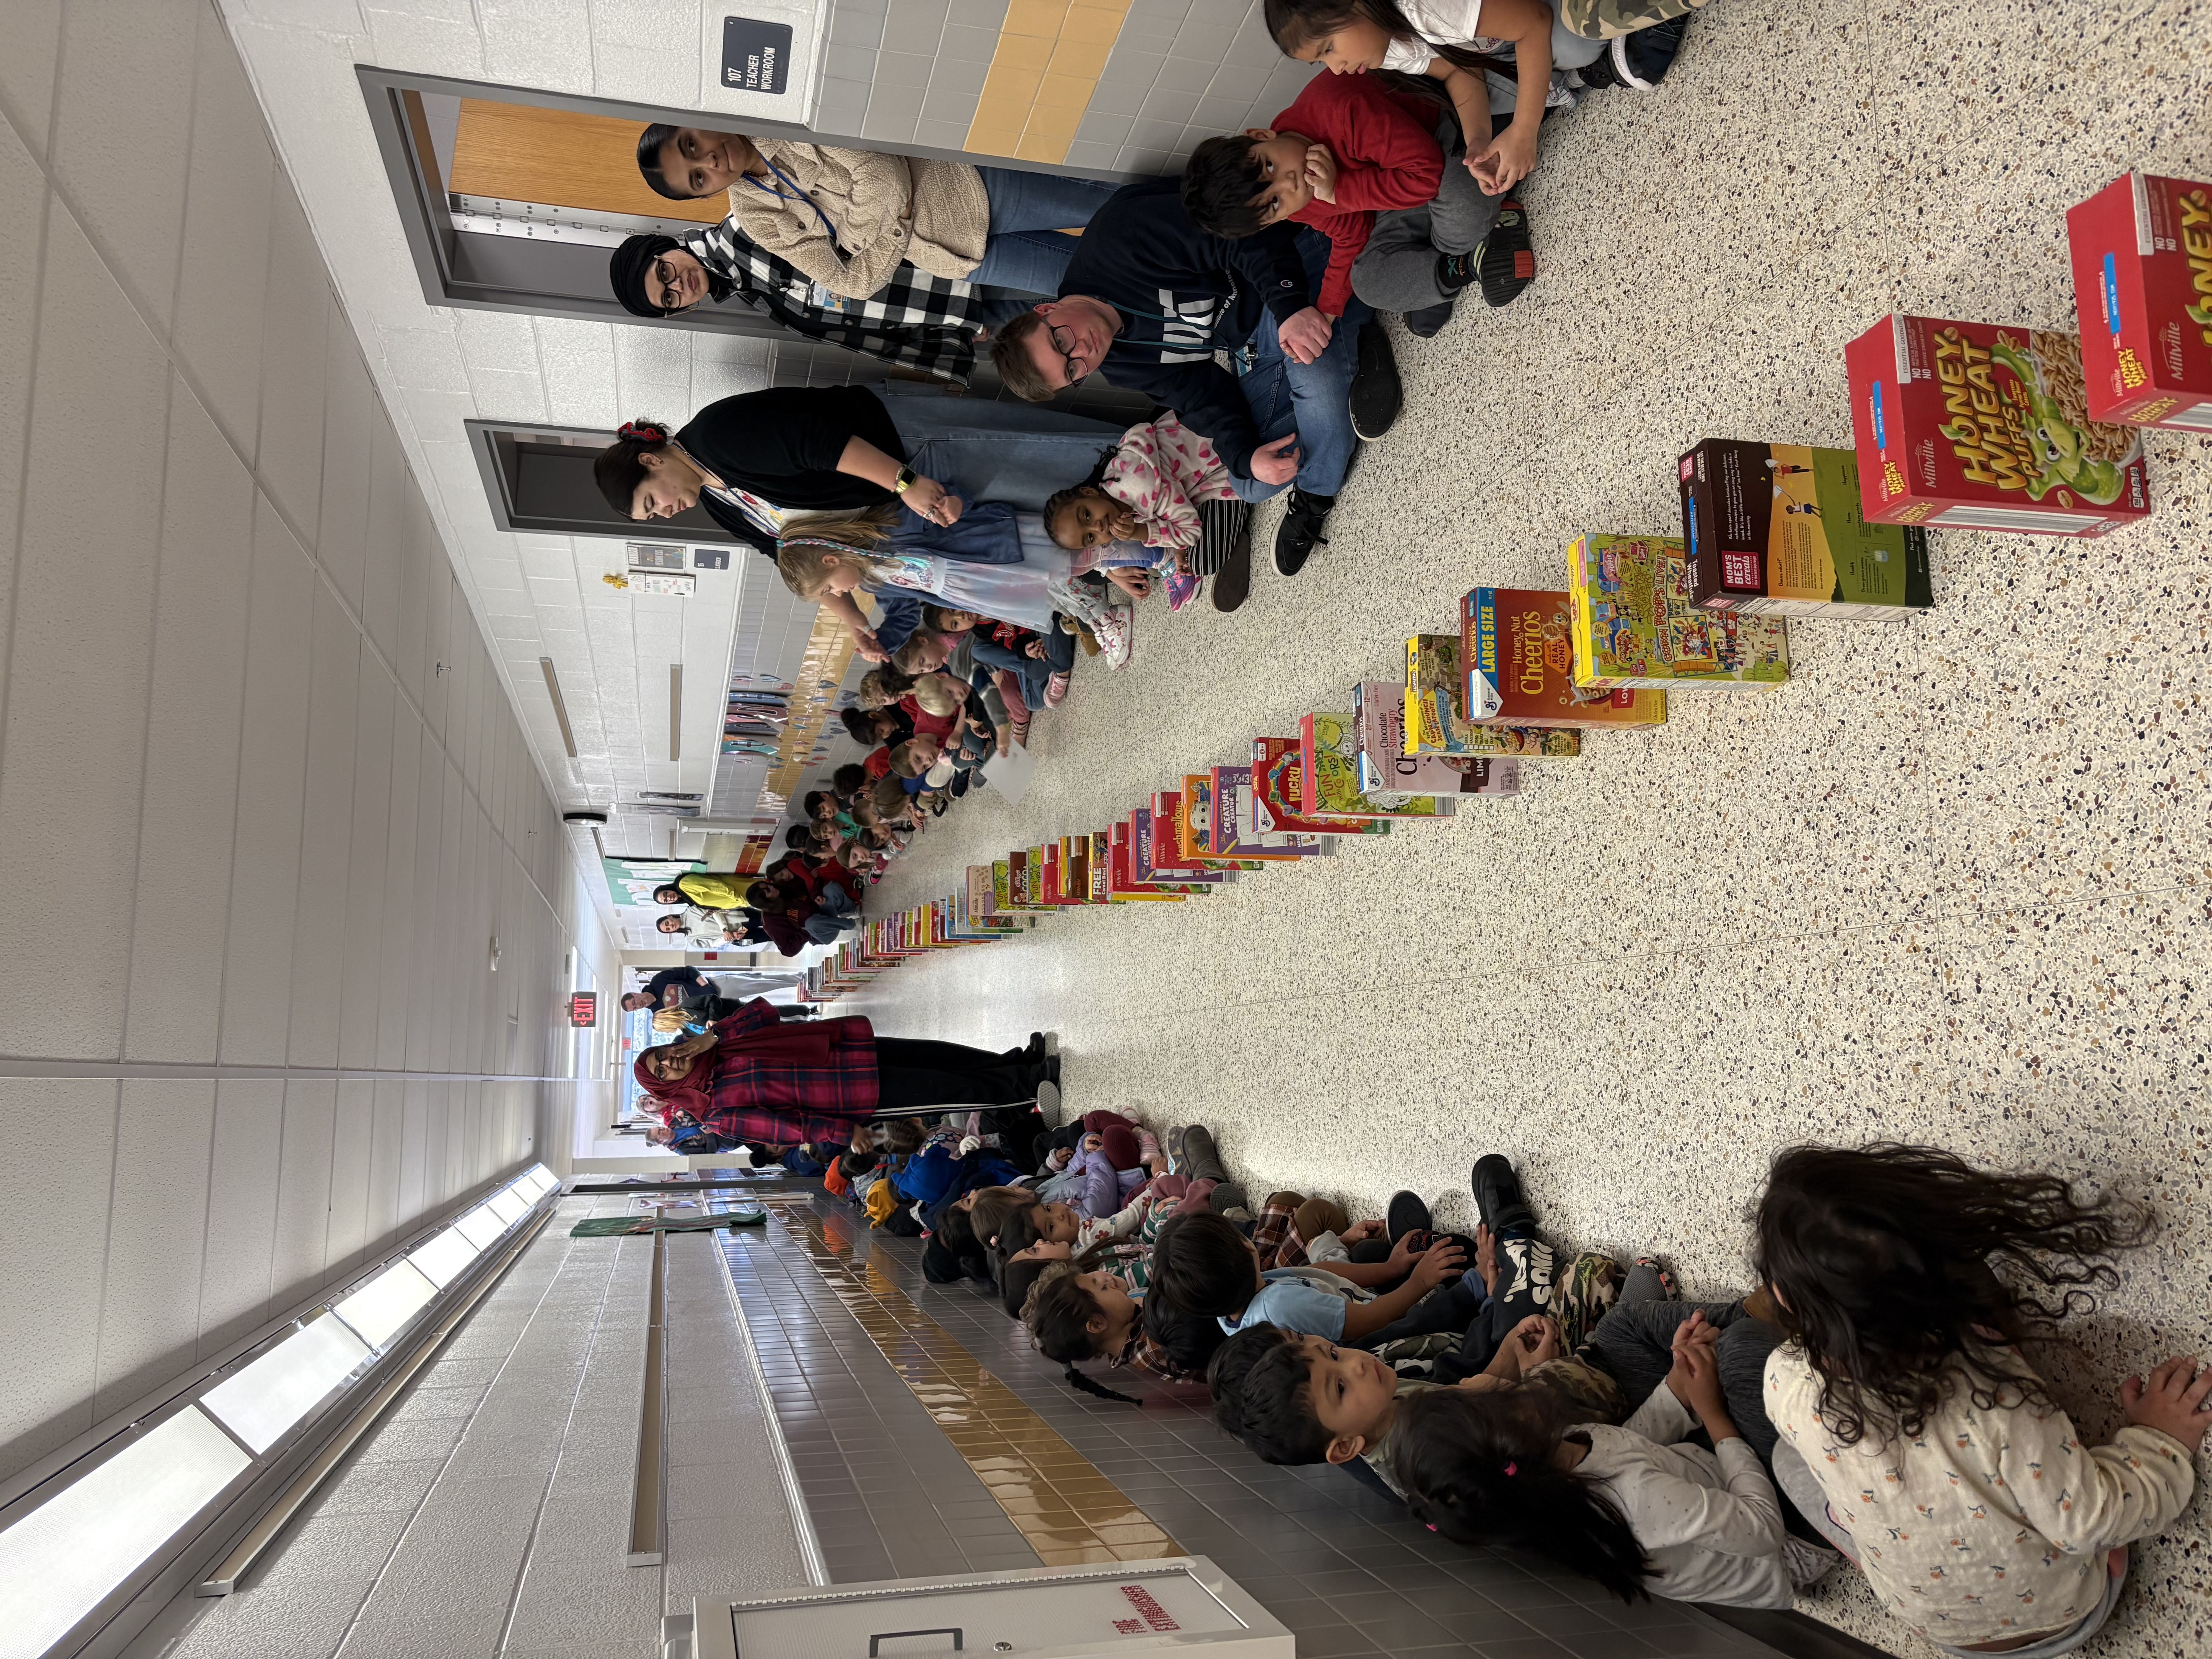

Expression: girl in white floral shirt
xmin=1756 ymin=1144 xmax=2208 ymax=1657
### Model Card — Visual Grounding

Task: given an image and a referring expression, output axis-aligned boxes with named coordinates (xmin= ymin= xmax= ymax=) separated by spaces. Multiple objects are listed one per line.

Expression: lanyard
xmin=743 ymin=156 xmax=842 ymax=245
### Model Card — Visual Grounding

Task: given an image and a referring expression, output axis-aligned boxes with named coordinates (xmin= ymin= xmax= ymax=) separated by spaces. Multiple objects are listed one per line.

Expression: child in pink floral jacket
xmin=1043 ymin=412 xmax=1243 ymax=611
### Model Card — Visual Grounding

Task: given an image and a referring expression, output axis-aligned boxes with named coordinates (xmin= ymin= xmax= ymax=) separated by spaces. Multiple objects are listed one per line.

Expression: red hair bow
xmin=619 ymin=420 xmax=668 ymax=443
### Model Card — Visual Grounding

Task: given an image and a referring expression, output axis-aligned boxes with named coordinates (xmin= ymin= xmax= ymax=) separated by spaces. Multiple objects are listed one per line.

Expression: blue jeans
xmin=881 ymin=385 xmax=1121 ymax=512
xmin=969 ymin=627 xmax=1075 ymax=710
xmin=969 ymin=167 xmax=1122 ymax=295
xmin=1226 ymin=227 xmax=1365 ymax=504
xmin=803 ymin=911 xmax=858 ymax=944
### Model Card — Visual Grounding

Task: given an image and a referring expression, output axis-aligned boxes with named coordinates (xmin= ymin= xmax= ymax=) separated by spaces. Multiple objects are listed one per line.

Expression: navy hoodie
xmin=1056 ymin=177 xmax=1314 ymax=481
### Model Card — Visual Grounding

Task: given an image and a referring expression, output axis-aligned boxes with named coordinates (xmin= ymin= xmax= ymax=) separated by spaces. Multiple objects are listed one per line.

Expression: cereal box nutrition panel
xmin=1680 ymin=440 xmax=1933 ymax=620
xmin=1844 ymin=314 xmax=2153 ymax=536
xmin=2066 ymin=172 xmax=2212 ymax=431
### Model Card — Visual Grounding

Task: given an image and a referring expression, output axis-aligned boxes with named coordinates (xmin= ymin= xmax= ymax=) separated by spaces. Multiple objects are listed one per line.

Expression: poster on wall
xmin=603 ymin=855 xmax=704 ymax=909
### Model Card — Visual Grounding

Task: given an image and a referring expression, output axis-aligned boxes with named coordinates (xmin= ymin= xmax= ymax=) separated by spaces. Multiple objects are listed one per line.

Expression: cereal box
xmin=1106 ymin=820 xmax=1188 ymax=901
xmin=1295 ymin=714 xmax=1453 ymax=820
xmin=1566 ymin=537 xmax=1790 ymax=689
xmin=1844 ymin=314 xmax=2153 ymax=535
xmin=1454 ymin=598 xmax=1669 ymax=728
xmin=1209 ymin=764 xmax=1324 ymax=859
xmin=1679 ymin=440 xmax=1933 ymax=619
xmin=2067 ymin=172 xmax=2212 ymax=430
xmin=1251 ymin=736 xmax=1398 ymax=834
xmin=1354 ymin=682 xmax=1546 ymax=802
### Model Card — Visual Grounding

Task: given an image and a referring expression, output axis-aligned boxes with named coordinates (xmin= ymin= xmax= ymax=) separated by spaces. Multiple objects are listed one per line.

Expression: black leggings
xmin=874 ymin=1037 xmax=1034 ymax=1110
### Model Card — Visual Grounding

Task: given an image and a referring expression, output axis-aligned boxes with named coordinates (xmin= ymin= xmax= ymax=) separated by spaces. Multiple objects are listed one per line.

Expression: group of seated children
xmin=976 ymin=1136 xmax=2207 ymax=1656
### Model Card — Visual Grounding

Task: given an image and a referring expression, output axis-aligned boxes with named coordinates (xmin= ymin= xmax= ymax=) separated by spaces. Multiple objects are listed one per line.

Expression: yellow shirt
xmin=678 ymin=872 xmax=747 ymax=911
xmin=1765 ymin=1344 xmax=2193 ymax=1643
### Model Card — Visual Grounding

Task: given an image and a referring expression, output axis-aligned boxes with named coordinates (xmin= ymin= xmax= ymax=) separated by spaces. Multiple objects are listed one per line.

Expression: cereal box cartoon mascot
xmin=1986 ymin=336 xmax=2129 ymax=506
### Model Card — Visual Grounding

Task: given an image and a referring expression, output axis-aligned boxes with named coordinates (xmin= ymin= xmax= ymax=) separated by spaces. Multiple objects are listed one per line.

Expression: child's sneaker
xmin=1610 ymin=14 xmax=1689 ymax=89
xmin=1089 ymin=601 xmax=1134 ymax=668
xmin=1477 ymin=201 xmax=1534 ymax=307
xmin=1043 ymin=671 xmax=1070 ymax=708
xmin=1783 ymin=1535 xmax=1844 ymax=1587
xmin=1471 ymin=1154 xmax=1537 ymax=1234
xmin=1164 ymin=570 xmax=1202 ymax=611
xmin=1386 ymin=1191 xmax=1433 ymax=1243
xmin=1636 ymin=1255 xmax=1681 ymax=1299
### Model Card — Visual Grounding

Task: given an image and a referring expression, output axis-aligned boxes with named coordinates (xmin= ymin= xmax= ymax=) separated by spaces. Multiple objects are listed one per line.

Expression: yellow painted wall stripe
xmin=964 ymin=0 xmax=1134 ymax=164
xmin=762 ymin=1199 xmax=1183 ymax=1567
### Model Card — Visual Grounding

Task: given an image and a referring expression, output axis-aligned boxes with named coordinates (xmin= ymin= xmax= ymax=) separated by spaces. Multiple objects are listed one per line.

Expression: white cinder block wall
xmin=146 ymin=1199 xmax=809 ymax=1659
xmin=0 ymin=0 xmax=620 ymax=1492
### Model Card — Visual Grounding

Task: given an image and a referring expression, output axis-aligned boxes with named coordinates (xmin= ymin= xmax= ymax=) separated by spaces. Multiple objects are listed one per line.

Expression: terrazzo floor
xmin=839 ymin=3 xmax=2210 ymax=1656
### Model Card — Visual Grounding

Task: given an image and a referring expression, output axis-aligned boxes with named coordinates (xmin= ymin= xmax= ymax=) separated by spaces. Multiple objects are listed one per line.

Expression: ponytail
xmin=1391 ymin=1387 xmax=1654 ymax=1604
xmin=1063 ymin=1363 xmax=1142 ymax=1405
xmin=595 ymin=419 xmax=672 ymax=515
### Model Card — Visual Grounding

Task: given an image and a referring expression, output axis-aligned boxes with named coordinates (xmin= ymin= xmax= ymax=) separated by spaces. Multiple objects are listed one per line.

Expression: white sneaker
xmin=1089 ymin=600 xmax=1133 ymax=668
xmin=1783 ymin=1535 xmax=1843 ymax=1587
xmin=1034 ymin=1079 xmax=1063 ymax=1127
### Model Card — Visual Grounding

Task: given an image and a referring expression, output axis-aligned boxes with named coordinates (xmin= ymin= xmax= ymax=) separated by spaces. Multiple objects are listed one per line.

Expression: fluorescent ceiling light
xmin=407 ymin=1228 xmax=480 ymax=1290
xmin=0 ymin=1408 xmax=250 ymax=1659
xmin=519 ymin=1166 xmax=557 ymax=1198
xmin=486 ymin=1188 xmax=529 ymax=1225
xmin=198 ymin=1315 xmax=369 ymax=1455
xmin=455 ymin=1205 xmax=506 ymax=1249
xmin=332 ymin=1262 xmax=437 ymax=1351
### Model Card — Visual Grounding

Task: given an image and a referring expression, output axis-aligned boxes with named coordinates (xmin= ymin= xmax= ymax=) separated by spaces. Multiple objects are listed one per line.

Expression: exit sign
xmin=567 ymin=991 xmax=598 ymax=1027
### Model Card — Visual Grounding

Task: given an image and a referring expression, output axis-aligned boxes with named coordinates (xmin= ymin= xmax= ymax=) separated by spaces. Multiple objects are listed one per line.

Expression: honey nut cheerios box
xmin=2066 ymin=172 xmax=2212 ymax=431
xmin=1844 ymin=314 xmax=2152 ymax=536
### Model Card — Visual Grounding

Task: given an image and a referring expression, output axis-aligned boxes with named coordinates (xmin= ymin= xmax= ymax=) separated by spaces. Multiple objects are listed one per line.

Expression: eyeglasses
xmin=1046 ymin=322 xmax=1090 ymax=388
xmin=653 ymin=258 xmax=689 ymax=312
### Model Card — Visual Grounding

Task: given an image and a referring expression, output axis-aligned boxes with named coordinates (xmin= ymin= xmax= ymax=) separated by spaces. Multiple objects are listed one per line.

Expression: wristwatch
xmin=892 ymin=465 xmax=917 ymax=495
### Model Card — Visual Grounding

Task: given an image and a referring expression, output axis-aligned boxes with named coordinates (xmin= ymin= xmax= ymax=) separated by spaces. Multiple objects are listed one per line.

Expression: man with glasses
xmin=989 ymin=177 xmax=1398 ymax=611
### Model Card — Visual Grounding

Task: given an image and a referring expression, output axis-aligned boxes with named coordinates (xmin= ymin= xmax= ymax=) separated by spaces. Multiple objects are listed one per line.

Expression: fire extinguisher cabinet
xmin=683 ymin=1558 xmax=1293 ymax=1659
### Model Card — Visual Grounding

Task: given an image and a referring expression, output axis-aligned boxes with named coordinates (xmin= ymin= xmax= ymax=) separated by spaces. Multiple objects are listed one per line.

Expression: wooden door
xmin=448 ymin=100 xmax=726 ymax=225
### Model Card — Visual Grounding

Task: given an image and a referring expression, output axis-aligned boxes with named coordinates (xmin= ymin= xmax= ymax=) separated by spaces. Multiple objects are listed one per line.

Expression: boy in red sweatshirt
xmin=1181 ymin=70 xmax=1532 ymax=339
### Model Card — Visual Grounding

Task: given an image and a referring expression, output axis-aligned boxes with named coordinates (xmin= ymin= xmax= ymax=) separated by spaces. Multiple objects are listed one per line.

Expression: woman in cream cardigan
xmin=637 ymin=125 xmax=1117 ymax=303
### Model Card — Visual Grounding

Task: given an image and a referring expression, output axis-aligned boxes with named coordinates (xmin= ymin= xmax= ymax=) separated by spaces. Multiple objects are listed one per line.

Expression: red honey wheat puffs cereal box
xmin=2068 ymin=172 xmax=2212 ymax=431
xmin=1844 ymin=314 xmax=2153 ymax=538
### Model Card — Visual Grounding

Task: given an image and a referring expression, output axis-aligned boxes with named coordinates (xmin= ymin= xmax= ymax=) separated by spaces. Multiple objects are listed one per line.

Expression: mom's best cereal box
xmin=1679 ymin=440 xmax=1933 ymax=619
xmin=1844 ymin=314 xmax=2152 ymax=536
xmin=1567 ymin=536 xmax=1790 ymax=690
xmin=2067 ymin=172 xmax=2212 ymax=430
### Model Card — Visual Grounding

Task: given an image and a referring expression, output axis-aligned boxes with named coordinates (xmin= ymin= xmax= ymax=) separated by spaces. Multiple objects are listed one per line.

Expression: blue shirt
xmin=1220 ymin=1267 xmax=1373 ymax=1341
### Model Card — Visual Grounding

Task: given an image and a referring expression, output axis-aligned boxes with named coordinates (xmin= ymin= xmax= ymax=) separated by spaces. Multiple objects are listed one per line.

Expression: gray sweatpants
xmin=1348 ymin=115 xmax=1502 ymax=314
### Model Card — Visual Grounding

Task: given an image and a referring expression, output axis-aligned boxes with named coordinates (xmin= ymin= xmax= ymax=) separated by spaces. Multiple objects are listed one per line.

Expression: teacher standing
xmin=593 ymin=386 xmax=1120 ymax=562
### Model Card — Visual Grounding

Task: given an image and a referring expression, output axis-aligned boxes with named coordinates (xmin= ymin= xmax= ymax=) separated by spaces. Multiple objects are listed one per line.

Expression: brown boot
xmin=1743 ymin=1285 xmax=1779 ymax=1324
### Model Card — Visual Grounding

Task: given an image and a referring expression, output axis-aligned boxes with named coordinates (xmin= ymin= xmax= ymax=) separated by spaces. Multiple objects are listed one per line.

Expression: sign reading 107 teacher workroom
xmin=722 ymin=16 xmax=793 ymax=93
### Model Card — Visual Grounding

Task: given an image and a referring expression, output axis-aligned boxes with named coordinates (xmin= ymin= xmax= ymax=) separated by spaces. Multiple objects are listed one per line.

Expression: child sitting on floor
xmin=1181 ymin=62 xmax=1525 ymax=332
xmin=1386 ymin=1307 xmax=1839 ymax=1609
xmin=1148 ymin=1208 xmax=1467 ymax=1347
xmin=1758 ymin=1143 xmax=2208 ymax=1656
xmin=1043 ymin=415 xmax=1245 ymax=612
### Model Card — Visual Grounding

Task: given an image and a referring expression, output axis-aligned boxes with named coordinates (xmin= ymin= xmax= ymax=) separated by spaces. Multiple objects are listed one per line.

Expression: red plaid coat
xmin=636 ymin=999 xmax=878 ymax=1145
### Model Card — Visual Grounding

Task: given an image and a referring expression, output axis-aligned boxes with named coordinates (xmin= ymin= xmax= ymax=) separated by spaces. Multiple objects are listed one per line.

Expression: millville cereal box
xmin=1354 ymin=682 xmax=1546 ymax=799
xmin=1455 ymin=598 xmax=1668 ymax=728
xmin=1210 ymin=764 xmax=1323 ymax=859
xmin=1136 ymin=804 xmax=1226 ymax=885
xmin=1844 ymin=314 xmax=2152 ymax=536
xmin=1107 ymin=819 xmax=1186 ymax=900
xmin=2067 ymin=172 xmax=2212 ymax=430
xmin=1252 ymin=737 xmax=1395 ymax=835
xmin=1566 ymin=537 xmax=1790 ymax=689
xmin=1296 ymin=714 xmax=1451 ymax=820
xmin=1679 ymin=441 xmax=1934 ymax=619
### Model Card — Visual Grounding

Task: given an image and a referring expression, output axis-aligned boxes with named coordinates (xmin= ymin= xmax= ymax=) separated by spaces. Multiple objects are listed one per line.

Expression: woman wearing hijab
xmin=592 ymin=386 xmax=1122 ymax=566
xmin=608 ymin=227 xmax=994 ymax=384
xmin=632 ymin=1000 xmax=1058 ymax=1149
xmin=634 ymin=125 xmax=1117 ymax=302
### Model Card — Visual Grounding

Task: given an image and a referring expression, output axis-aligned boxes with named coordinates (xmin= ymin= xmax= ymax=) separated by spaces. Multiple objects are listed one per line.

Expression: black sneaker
xmin=950 ymin=770 xmax=972 ymax=799
xmin=1612 ymin=14 xmax=1690 ymax=89
xmin=1273 ymin=489 xmax=1332 ymax=577
xmin=1475 ymin=202 xmax=1534 ymax=307
xmin=1403 ymin=299 xmax=1456 ymax=338
xmin=1471 ymin=1154 xmax=1536 ymax=1235
xmin=1386 ymin=1191 xmax=1434 ymax=1243
xmin=1350 ymin=321 xmax=1402 ymax=441
xmin=1211 ymin=512 xmax=1254 ymax=611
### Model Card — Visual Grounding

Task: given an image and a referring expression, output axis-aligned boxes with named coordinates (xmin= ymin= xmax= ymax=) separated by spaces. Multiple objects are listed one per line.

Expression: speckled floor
xmin=843 ymin=3 xmax=2210 ymax=1655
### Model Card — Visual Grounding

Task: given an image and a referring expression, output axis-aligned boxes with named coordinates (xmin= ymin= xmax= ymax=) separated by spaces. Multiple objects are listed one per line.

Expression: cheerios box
xmin=2067 ymin=172 xmax=2212 ymax=431
xmin=1844 ymin=314 xmax=2153 ymax=536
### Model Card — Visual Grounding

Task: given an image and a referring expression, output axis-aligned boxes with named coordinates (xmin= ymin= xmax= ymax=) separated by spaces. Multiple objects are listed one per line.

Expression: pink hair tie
xmin=1503 ymin=1461 xmax=1518 ymax=1477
